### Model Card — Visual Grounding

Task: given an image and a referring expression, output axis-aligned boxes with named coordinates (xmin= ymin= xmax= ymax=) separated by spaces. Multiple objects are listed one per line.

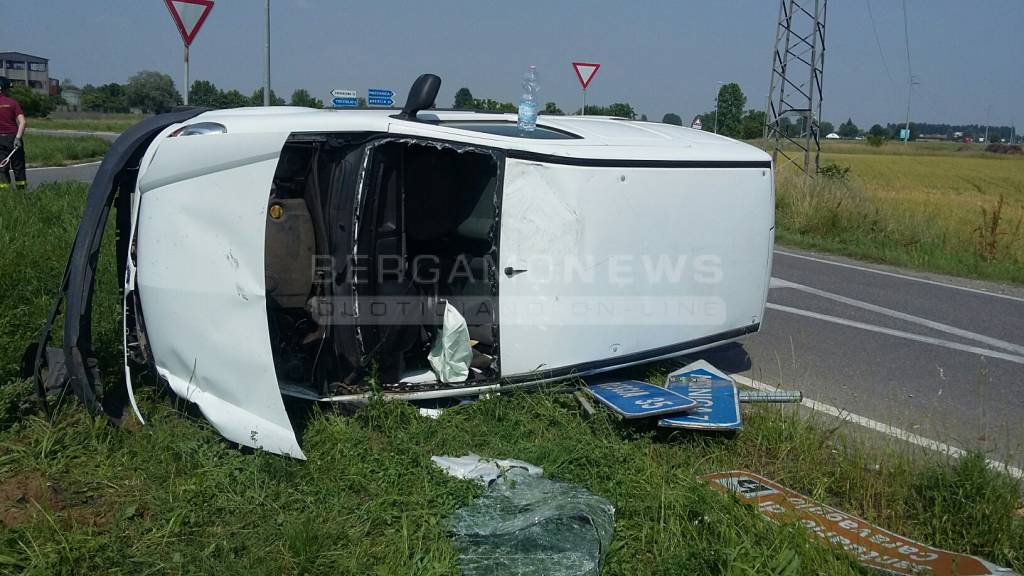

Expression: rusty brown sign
xmin=702 ymin=471 xmax=1015 ymax=576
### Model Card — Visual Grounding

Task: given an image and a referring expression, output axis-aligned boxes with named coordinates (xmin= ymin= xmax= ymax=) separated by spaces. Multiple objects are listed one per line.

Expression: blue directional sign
xmin=585 ymin=380 xmax=697 ymax=419
xmin=367 ymin=88 xmax=395 ymax=107
xmin=333 ymin=97 xmax=358 ymax=107
xmin=658 ymin=360 xmax=742 ymax=430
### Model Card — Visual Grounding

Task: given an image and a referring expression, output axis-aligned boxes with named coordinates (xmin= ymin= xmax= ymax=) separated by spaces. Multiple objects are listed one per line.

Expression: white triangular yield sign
xmin=572 ymin=62 xmax=601 ymax=90
xmin=165 ymin=0 xmax=214 ymax=46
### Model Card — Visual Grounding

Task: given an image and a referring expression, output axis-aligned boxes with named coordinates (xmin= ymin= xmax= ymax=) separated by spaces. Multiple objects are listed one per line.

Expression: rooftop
xmin=0 ymin=52 xmax=48 ymax=64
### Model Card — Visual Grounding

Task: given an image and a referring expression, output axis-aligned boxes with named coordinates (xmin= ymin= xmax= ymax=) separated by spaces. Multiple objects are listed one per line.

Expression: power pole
xmin=264 ymin=0 xmax=271 ymax=107
xmin=764 ymin=0 xmax=828 ymax=177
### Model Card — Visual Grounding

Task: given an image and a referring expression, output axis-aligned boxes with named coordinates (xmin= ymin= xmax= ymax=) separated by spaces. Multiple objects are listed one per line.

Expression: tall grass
xmin=31 ymin=114 xmax=144 ymax=134
xmin=775 ymin=169 xmax=1024 ymax=284
xmin=21 ymin=134 xmax=109 ymax=167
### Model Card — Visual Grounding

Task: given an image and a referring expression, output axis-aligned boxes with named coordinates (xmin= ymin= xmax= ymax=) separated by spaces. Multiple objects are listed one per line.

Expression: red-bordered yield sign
xmin=164 ymin=0 xmax=214 ymax=46
xmin=572 ymin=62 xmax=601 ymax=90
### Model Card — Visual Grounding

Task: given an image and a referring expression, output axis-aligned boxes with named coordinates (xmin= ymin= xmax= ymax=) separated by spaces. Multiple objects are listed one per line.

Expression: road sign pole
xmin=582 ymin=89 xmax=586 ymax=116
xmin=183 ymin=44 xmax=190 ymax=106
xmin=264 ymin=0 xmax=271 ymax=106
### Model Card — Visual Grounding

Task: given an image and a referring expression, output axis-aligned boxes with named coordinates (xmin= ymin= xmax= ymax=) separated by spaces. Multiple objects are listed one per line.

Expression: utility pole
xmin=983 ymin=105 xmax=991 ymax=143
xmin=902 ymin=75 xmax=918 ymax=145
xmin=764 ymin=0 xmax=828 ymax=177
xmin=264 ymin=0 xmax=271 ymax=107
xmin=713 ymin=80 xmax=724 ymax=134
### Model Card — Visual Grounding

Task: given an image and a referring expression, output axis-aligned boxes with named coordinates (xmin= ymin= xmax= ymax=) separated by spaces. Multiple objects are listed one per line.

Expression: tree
xmin=454 ymin=87 xmax=474 ymax=109
xmin=662 ymin=113 xmax=683 ymax=126
xmin=607 ymin=103 xmax=636 ymax=119
xmin=640 ymin=114 xmax=648 ymax=121
xmin=125 ymin=71 xmax=181 ymax=113
xmin=577 ymin=103 xmax=636 ymax=118
xmin=740 ymin=109 xmax=767 ymax=140
xmin=8 ymin=84 xmax=56 ymax=117
xmin=189 ymin=80 xmax=224 ymax=108
xmin=290 ymin=88 xmax=323 ymax=108
xmin=715 ymin=83 xmax=746 ymax=138
xmin=221 ymin=89 xmax=250 ymax=108
xmin=819 ymin=121 xmax=834 ymax=135
xmin=250 ymin=88 xmax=285 ymax=106
xmin=540 ymin=102 xmax=564 ymax=115
xmin=868 ymin=124 xmax=887 ymax=138
xmin=473 ymin=98 xmax=517 ymax=112
xmin=838 ymin=118 xmax=860 ymax=139
xmin=80 ymin=83 xmax=129 ymax=113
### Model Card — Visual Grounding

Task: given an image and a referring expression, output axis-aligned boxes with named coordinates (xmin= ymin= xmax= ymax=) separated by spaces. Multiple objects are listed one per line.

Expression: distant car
xmin=28 ymin=75 xmax=774 ymax=457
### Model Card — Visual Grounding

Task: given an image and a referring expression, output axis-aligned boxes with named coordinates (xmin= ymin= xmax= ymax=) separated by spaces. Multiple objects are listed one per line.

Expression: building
xmin=0 ymin=51 xmax=56 ymax=96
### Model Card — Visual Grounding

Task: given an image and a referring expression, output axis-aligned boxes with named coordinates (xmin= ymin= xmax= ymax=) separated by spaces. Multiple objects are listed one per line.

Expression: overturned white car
xmin=29 ymin=75 xmax=774 ymax=458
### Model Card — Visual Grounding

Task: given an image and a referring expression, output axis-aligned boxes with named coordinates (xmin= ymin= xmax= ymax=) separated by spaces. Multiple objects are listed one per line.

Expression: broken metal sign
xmin=703 ymin=471 xmax=1016 ymax=576
xmin=659 ymin=360 xmax=742 ymax=430
xmin=585 ymin=380 xmax=697 ymax=419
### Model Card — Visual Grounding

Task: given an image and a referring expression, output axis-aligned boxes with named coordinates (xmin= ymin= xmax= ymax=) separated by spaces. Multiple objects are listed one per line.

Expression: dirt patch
xmin=0 ymin=472 xmax=115 ymax=529
xmin=0 ymin=472 xmax=60 ymax=528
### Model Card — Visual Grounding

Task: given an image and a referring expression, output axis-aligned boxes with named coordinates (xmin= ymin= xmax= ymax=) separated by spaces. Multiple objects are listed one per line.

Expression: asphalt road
xmin=23 ymin=160 xmax=1024 ymax=469
xmin=700 ymin=249 xmax=1024 ymax=470
xmin=26 ymin=161 xmax=100 ymax=190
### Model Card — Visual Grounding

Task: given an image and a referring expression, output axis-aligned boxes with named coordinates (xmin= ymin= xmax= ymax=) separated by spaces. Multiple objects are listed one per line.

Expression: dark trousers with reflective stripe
xmin=0 ymin=134 xmax=26 ymax=189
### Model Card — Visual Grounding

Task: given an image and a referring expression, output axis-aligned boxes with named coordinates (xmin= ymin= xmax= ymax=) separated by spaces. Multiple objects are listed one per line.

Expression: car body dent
xmin=133 ymin=128 xmax=302 ymax=457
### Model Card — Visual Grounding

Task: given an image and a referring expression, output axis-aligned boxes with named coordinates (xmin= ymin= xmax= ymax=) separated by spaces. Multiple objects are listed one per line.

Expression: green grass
xmin=21 ymin=134 xmax=110 ymax=168
xmin=1 ymin=183 xmax=1022 ymax=574
xmin=774 ymin=141 xmax=1024 ymax=285
xmin=30 ymin=114 xmax=144 ymax=134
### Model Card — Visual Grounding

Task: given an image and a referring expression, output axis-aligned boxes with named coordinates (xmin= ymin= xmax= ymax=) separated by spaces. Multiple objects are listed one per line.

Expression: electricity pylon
xmin=764 ymin=0 xmax=828 ymax=177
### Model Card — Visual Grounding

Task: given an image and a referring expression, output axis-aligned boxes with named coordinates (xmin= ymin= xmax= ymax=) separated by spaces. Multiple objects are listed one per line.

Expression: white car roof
xmin=189 ymin=107 xmax=771 ymax=163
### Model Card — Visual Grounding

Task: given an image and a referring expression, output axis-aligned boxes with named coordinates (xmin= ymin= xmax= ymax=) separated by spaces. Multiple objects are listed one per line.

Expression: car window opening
xmin=266 ymin=137 xmax=501 ymax=396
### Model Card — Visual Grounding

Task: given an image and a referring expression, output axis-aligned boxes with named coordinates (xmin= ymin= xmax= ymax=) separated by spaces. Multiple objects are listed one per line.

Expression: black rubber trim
xmin=503 ymin=323 xmax=760 ymax=383
xmin=506 ymin=150 xmax=772 ymax=169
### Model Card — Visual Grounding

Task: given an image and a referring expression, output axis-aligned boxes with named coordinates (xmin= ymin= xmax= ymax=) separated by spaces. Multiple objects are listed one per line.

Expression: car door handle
xmin=504 ymin=267 xmax=528 ymax=278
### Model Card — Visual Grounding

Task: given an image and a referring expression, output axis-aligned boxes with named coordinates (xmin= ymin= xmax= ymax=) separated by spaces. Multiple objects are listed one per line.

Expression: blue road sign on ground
xmin=658 ymin=360 xmax=742 ymax=430
xmin=585 ymin=380 xmax=697 ymax=419
xmin=333 ymin=97 xmax=358 ymax=107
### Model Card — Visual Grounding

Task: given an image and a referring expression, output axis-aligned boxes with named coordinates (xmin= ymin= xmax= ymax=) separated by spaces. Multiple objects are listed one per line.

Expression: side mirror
xmin=393 ymin=74 xmax=441 ymax=121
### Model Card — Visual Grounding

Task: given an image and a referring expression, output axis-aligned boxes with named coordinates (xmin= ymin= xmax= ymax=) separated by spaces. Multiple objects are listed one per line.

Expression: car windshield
xmin=438 ymin=121 xmax=581 ymax=140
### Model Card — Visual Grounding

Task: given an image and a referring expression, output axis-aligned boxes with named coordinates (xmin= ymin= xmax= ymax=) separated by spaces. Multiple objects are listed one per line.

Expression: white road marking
xmin=766 ymin=303 xmax=1024 ymax=365
xmin=771 ymin=277 xmax=1024 ymax=355
xmin=774 ymin=249 xmax=1024 ymax=303
xmin=27 ymin=160 xmax=102 ymax=172
xmin=730 ymin=373 xmax=1024 ymax=481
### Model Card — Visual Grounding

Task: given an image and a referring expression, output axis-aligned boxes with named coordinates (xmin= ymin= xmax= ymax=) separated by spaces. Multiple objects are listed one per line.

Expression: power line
xmin=864 ymin=0 xmax=897 ymax=93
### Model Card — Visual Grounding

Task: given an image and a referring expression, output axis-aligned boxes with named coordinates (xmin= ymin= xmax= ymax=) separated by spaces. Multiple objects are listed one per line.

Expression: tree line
xmin=42 ymin=72 xmax=332 ymax=116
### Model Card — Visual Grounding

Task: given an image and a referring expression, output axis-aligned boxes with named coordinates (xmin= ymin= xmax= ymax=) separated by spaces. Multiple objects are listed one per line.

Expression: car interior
xmin=265 ymin=135 xmax=501 ymax=397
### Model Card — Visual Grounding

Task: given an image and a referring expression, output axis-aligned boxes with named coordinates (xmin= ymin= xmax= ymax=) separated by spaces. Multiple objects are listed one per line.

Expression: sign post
xmin=572 ymin=62 xmax=600 ymax=116
xmin=164 ymin=0 xmax=214 ymax=106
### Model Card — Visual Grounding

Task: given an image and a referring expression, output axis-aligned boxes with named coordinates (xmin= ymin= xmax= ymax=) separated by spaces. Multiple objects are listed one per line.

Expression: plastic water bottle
xmin=518 ymin=65 xmax=539 ymax=132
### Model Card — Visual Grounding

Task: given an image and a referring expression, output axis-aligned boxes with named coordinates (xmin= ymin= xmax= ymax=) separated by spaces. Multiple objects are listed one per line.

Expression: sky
xmin=4 ymin=0 xmax=1022 ymax=128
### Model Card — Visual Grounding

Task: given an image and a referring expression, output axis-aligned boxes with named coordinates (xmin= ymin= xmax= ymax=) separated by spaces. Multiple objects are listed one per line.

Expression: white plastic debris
xmin=427 ymin=301 xmax=473 ymax=383
xmin=431 ymin=453 xmax=544 ymax=484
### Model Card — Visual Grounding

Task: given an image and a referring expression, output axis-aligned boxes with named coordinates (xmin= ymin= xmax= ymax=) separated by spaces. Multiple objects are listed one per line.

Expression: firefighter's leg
xmin=0 ymin=135 xmax=12 ymax=190
xmin=11 ymin=143 xmax=26 ymax=190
